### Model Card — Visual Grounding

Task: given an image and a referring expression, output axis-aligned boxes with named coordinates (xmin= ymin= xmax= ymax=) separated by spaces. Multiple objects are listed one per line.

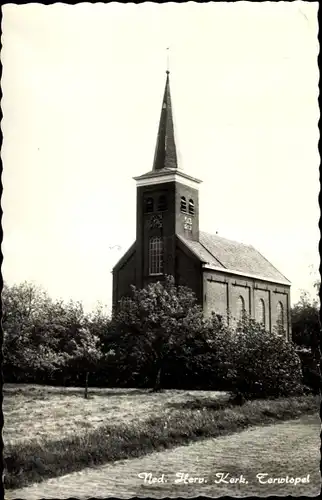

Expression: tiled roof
xmin=178 ymin=235 xmax=225 ymax=268
xmin=181 ymin=231 xmax=290 ymax=284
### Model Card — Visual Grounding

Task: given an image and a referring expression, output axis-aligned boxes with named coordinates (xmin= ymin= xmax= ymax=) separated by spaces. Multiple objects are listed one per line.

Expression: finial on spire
xmin=166 ymin=47 xmax=170 ymax=74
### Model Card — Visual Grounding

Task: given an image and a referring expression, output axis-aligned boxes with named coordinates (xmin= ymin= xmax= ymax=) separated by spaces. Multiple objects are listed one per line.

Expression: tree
xmin=29 ymin=298 xmax=104 ymax=395
xmin=224 ymin=314 xmax=303 ymax=399
xmin=60 ymin=326 xmax=103 ymax=398
xmin=2 ymin=282 xmax=104 ymax=391
xmin=112 ymin=276 xmax=210 ymax=391
xmin=2 ymin=282 xmax=65 ymax=381
xmin=291 ymin=290 xmax=320 ymax=348
xmin=291 ymin=286 xmax=321 ymax=394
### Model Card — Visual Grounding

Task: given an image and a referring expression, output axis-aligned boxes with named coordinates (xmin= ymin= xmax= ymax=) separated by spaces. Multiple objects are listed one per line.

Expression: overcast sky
xmin=2 ymin=1 xmax=319 ymax=313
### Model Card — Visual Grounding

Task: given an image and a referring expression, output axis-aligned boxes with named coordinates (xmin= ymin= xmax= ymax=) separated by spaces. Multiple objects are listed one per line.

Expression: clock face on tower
xmin=149 ymin=214 xmax=163 ymax=229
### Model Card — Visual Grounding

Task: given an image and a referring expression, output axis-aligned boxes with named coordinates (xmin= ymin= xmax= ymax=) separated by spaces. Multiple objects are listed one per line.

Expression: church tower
xmin=133 ymin=71 xmax=202 ymax=289
xmin=113 ymin=68 xmax=291 ymax=340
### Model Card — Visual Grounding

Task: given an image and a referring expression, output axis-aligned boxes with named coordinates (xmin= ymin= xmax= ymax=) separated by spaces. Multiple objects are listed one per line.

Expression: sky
xmin=2 ymin=1 xmax=320 ymax=314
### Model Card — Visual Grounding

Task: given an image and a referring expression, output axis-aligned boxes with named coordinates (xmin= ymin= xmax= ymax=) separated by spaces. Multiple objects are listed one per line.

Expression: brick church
xmin=112 ymin=71 xmax=291 ymax=338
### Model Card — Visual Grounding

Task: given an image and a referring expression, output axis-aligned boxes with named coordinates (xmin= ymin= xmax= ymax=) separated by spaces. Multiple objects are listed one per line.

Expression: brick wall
xmin=205 ymin=280 xmax=229 ymax=319
xmin=203 ymin=269 xmax=291 ymax=338
xmin=174 ymin=182 xmax=199 ymax=242
xmin=136 ymin=182 xmax=177 ymax=288
xmin=113 ymin=249 xmax=136 ymax=307
xmin=175 ymin=240 xmax=203 ymax=302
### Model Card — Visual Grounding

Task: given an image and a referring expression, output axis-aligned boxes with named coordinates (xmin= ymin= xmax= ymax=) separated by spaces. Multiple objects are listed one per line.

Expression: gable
xmin=112 ymin=242 xmax=136 ymax=273
xmin=178 ymin=232 xmax=290 ymax=285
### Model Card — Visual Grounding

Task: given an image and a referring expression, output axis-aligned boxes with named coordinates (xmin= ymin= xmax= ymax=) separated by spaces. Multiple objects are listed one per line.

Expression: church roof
xmin=152 ymin=71 xmax=179 ymax=171
xmin=179 ymin=231 xmax=291 ymax=285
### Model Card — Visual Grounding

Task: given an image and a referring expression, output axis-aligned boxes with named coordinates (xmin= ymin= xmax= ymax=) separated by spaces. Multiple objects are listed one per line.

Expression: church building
xmin=112 ymin=71 xmax=291 ymax=338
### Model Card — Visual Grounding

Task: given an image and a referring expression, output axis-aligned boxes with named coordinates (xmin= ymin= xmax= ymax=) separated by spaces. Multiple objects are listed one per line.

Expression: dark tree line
xmin=2 ymin=277 xmax=319 ymax=398
xmin=290 ymin=281 xmax=321 ymax=393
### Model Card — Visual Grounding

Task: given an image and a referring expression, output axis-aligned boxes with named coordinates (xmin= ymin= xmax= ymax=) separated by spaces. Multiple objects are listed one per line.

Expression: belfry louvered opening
xmin=158 ymin=195 xmax=167 ymax=212
xmin=144 ymin=197 xmax=154 ymax=213
xmin=180 ymin=196 xmax=187 ymax=213
xmin=188 ymin=199 xmax=195 ymax=215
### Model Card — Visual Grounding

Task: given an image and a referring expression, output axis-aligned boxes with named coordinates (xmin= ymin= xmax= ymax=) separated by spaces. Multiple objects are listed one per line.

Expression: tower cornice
xmin=134 ymin=168 xmax=202 ymax=189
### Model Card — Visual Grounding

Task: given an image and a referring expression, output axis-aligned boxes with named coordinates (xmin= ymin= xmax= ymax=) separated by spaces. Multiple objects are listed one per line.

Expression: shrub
xmin=290 ymin=290 xmax=321 ymax=394
xmin=291 ymin=290 xmax=320 ymax=348
xmin=296 ymin=347 xmax=321 ymax=394
xmin=220 ymin=315 xmax=304 ymax=399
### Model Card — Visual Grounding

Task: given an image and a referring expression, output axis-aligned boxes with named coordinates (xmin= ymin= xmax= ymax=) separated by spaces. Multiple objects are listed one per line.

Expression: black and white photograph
xmin=2 ymin=1 xmax=320 ymax=498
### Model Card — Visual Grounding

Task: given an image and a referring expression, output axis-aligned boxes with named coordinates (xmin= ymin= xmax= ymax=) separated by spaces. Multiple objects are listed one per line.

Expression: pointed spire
xmin=152 ymin=68 xmax=179 ymax=171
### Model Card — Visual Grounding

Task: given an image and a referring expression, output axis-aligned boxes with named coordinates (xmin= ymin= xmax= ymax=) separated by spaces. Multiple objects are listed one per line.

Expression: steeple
xmin=152 ymin=70 xmax=178 ymax=171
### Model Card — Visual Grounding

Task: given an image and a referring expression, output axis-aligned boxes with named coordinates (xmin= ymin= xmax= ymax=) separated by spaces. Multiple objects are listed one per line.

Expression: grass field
xmin=4 ymin=384 xmax=320 ymax=493
xmin=7 ymin=414 xmax=320 ymax=498
xmin=3 ymin=384 xmax=229 ymax=445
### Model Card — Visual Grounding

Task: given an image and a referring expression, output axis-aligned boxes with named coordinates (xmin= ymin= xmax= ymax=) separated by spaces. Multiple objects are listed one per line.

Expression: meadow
xmin=4 ymin=383 xmax=319 ymax=493
xmin=3 ymin=384 xmax=229 ymax=445
xmin=8 ymin=414 xmax=320 ymax=498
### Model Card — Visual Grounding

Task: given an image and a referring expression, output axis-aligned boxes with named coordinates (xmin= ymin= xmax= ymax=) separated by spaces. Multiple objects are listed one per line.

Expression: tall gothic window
xmin=149 ymin=237 xmax=164 ymax=275
xmin=180 ymin=196 xmax=187 ymax=213
xmin=258 ymin=299 xmax=265 ymax=327
xmin=157 ymin=195 xmax=167 ymax=212
xmin=188 ymin=199 xmax=195 ymax=215
xmin=276 ymin=301 xmax=284 ymax=334
xmin=236 ymin=295 xmax=245 ymax=321
xmin=144 ymin=197 xmax=154 ymax=213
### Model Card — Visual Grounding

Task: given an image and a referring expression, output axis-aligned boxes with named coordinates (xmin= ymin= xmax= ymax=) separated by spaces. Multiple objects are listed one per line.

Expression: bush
xmin=219 ymin=315 xmax=304 ymax=399
xmin=291 ymin=290 xmax=320 ymax=348
xmin=290 ymin=290 xmax=321 ymax=394
xmin=296 ymin=348 xmax=321 ymax=394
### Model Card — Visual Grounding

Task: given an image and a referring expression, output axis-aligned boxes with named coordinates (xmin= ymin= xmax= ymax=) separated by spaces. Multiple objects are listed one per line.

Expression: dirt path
xmin=7 ymin=414 xmax=320 ymax=499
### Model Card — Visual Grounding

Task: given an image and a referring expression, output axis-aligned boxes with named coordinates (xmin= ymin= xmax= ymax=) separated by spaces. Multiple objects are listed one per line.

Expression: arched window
xmin=149 ymin=237 xmax=164 ymax=275
xmin=180 ymin=196 xmax=187 ymax=213
xmin=188 ymin=199 xmax=195 ymax=215
xmin=276 ymin=301 xmax=284 ymax=334
xmin=144 ymin=197 xmax=154 ymax=213
xmin=236 ymin=295 xmax=245 ymax=321
xmin=258 ymin=299 xmax=265 ymax=326
xmin=157 ymin=195 xmax=167 ymax=212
